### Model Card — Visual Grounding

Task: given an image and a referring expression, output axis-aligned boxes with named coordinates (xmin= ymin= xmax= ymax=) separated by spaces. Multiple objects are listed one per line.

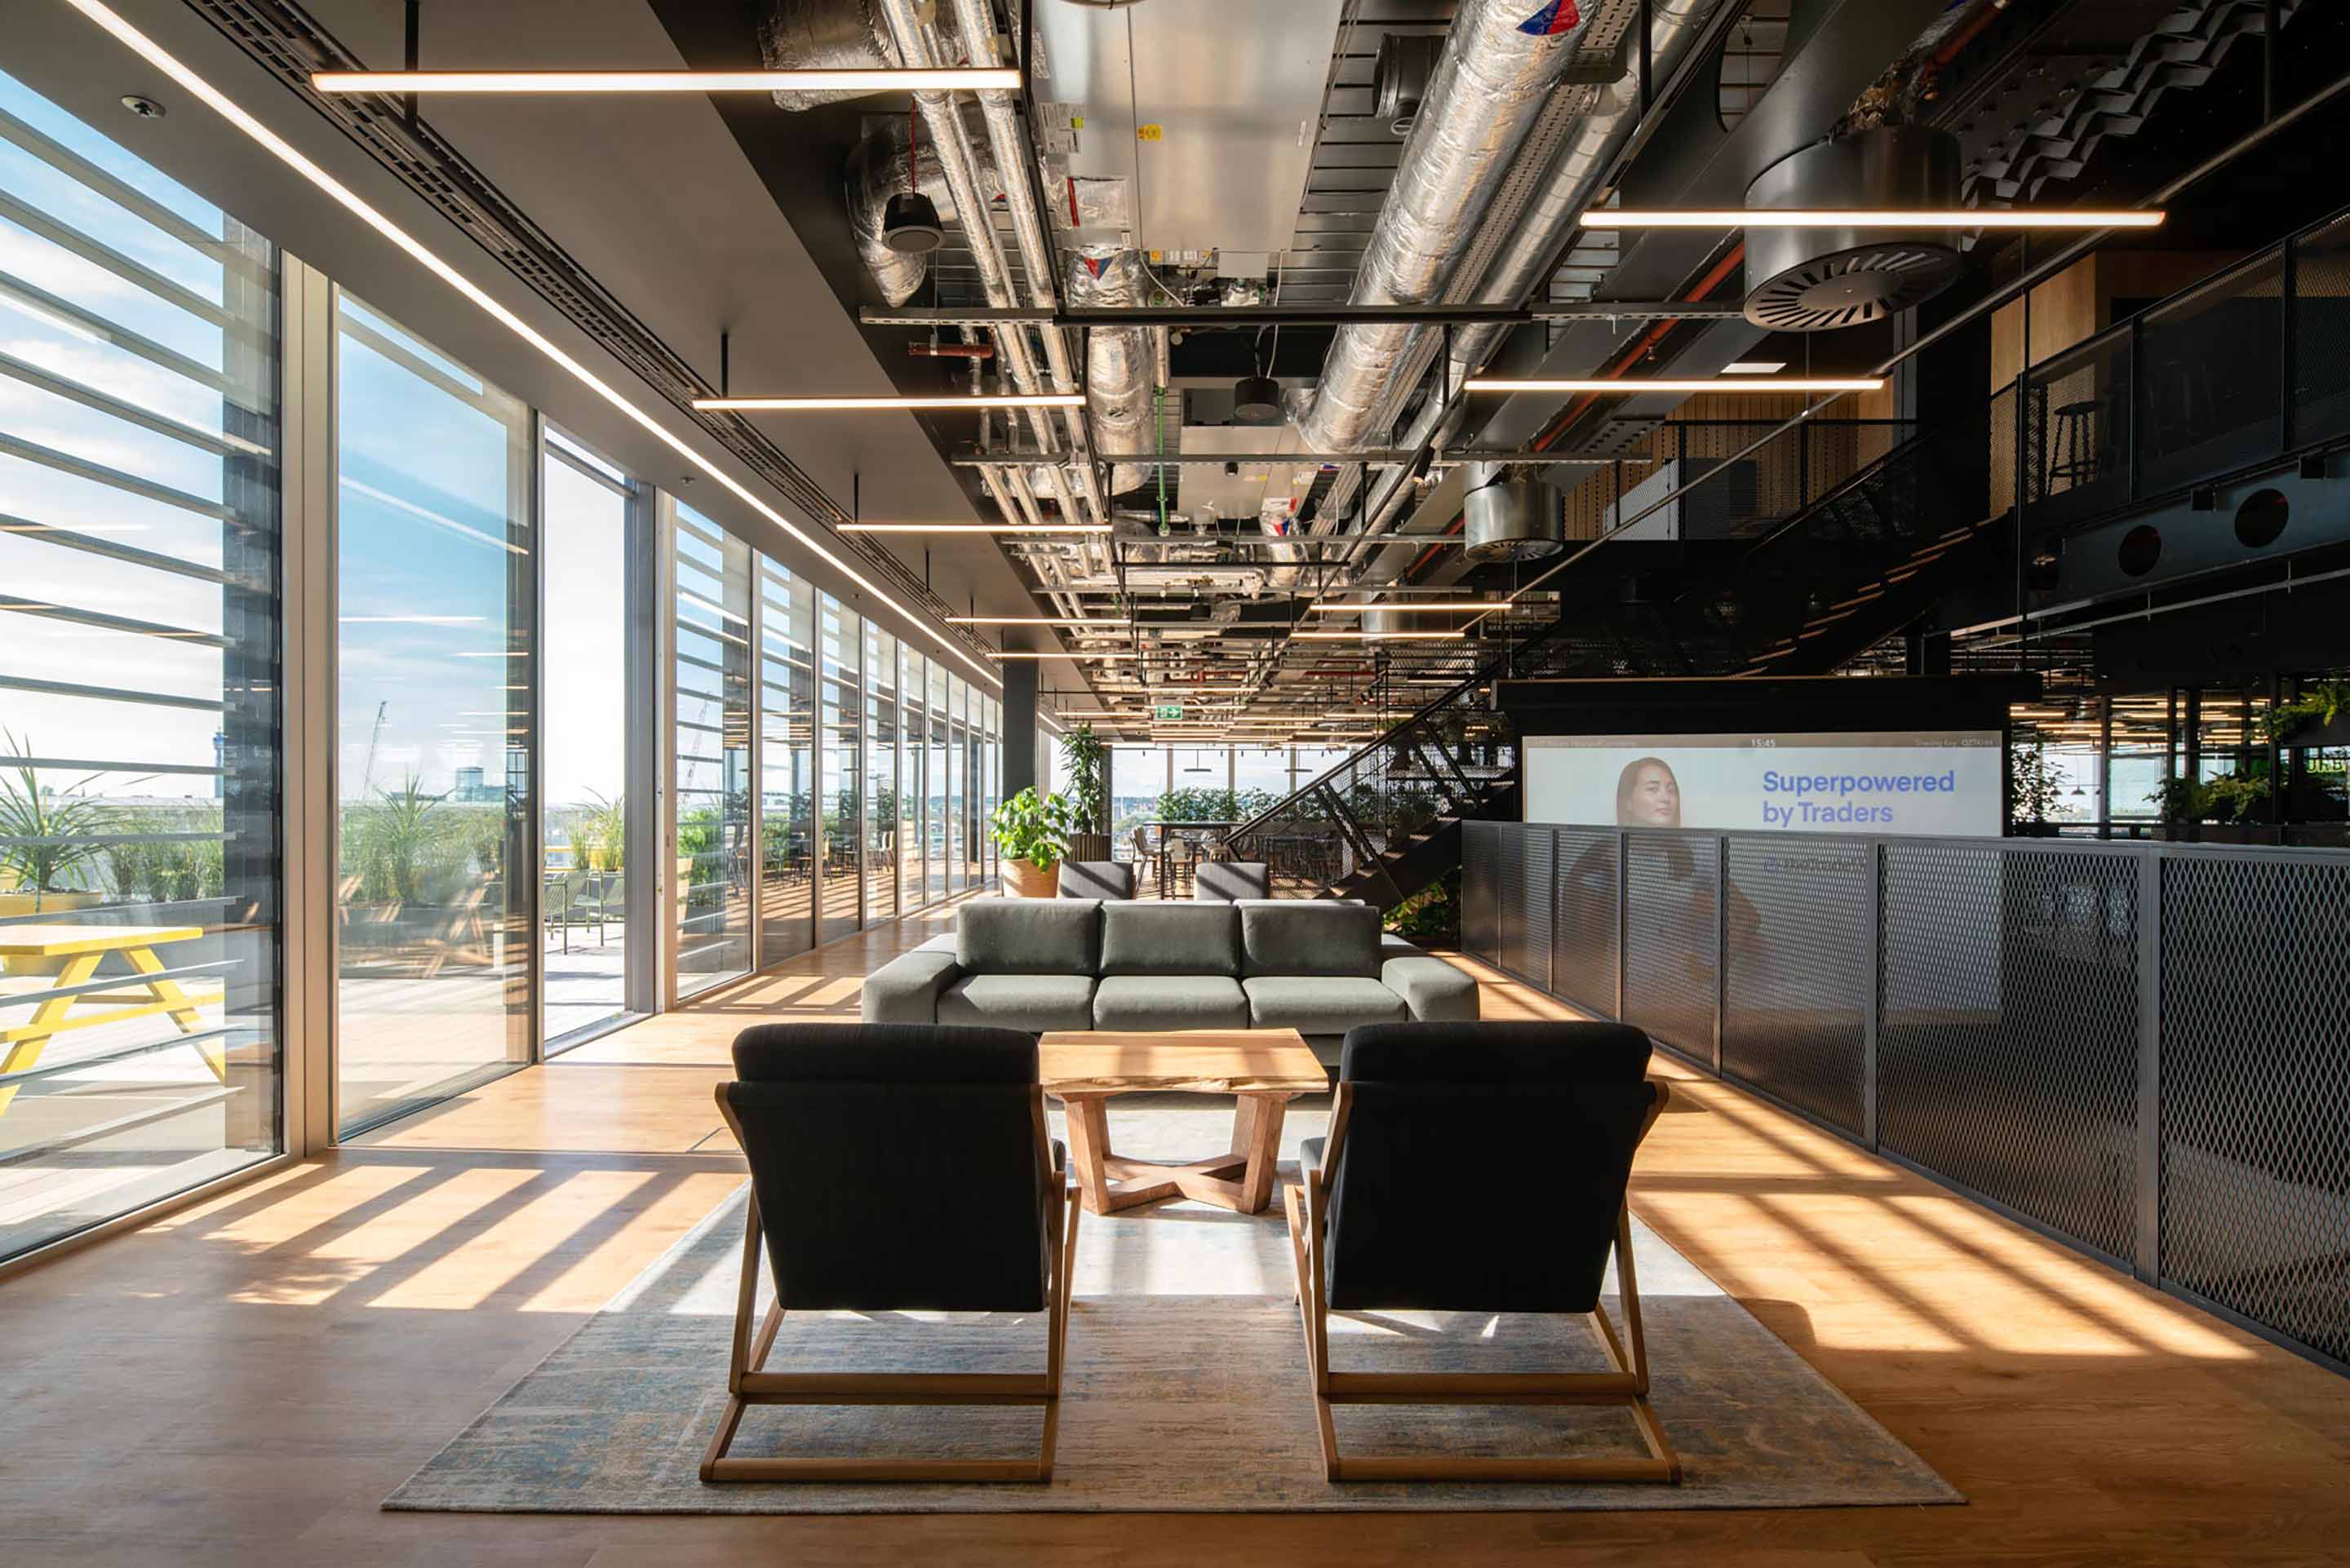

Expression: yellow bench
xmin=0 ymin=924 xmax=221 ymax=1114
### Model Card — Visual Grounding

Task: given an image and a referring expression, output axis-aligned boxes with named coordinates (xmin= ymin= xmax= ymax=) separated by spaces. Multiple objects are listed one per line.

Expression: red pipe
xmin=909 ymin=343 xmax=995 ymax=359
xmin=1532 ymin=242 xmax=1746 ymax=452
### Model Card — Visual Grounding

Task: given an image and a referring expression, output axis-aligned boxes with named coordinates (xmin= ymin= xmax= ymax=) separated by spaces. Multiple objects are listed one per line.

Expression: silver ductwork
xmin=1346 ymin=0 xmax=1721 ymax=564
xmin=845 ymin=104 xmax=999 ymax=307
xmin=1065 ymin=246 xmax=1153 ymax=493
xmin=1290 ymin=0 xmax=1591 ymax=456
xmin=1742 ymin=126 xmax=1965 ymax=330
xmin=760 ymin=0 xmax=898 ymax=110
xmin=1462 ymin=463 xmax=1563 ymax=561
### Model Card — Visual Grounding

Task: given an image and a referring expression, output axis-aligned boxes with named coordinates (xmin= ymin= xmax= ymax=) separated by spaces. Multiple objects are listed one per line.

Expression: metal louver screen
xmin=1878 ymin=843 xmax=2142 ymax=1266
xmin=1552 ymin=827 xmax=1620 ymax=1016
xmin=1501 ymin=828 xmax=1554 ymax=990
xmin=1621 ymin=833 xmax=1719 ymax=1062
xmin=2160 ymin=854 xmax=2350 ymax=1367
xmin=1461 ymin=821 xmax=1498 ymax=961
xmin=1723 ymin=836 xmax=1869 ymax=1137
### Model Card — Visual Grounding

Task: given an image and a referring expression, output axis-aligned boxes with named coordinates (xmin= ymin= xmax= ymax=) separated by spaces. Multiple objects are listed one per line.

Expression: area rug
xmin=385 ymin=1118 xmax=1960 ymax=1513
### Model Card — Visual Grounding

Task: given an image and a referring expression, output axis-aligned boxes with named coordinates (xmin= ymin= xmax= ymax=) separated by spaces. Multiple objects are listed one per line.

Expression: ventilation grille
xmin=188 ymin=0 xmax=995 ymax=661
xmin=1745 ymin=246 xmax=1964 ymax=331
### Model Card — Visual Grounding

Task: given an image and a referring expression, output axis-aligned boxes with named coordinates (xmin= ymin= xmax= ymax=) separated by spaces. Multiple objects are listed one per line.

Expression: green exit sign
xmin=1153 ymin=703 xmax=1184 ymax=721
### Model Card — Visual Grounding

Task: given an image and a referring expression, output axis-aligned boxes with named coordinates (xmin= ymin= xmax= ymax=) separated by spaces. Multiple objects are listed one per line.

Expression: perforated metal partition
xmin=1723 ymin=836 xmax=1870 ymax=1139
xmin=1552 ymin=826 xmax=1620 ymax=1017
xmin=1464 ymin=822 xmax=2350 ymax=1377
xmin=1878 ymin=842 xmax=2144 ymax=1269
xmin=1622 ymin=833 xmax=1722 ymax=1063
xmin=2158 ymin=851 xmax=2350 ymax=1367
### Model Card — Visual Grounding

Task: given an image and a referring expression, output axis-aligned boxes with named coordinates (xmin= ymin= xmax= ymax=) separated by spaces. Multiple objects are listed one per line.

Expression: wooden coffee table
xmin=1038 ymin=1028 xmax=1329 ymax=1216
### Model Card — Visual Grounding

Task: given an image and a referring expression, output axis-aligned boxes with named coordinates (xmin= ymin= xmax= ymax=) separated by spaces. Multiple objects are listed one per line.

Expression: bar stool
xmin=2046 ymin=398 xmax=2101 ymax=490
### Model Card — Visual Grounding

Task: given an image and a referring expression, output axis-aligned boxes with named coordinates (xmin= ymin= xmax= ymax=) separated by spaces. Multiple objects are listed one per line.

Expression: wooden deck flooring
xmin=2 ymin=901 xmax=2346 ymax=1566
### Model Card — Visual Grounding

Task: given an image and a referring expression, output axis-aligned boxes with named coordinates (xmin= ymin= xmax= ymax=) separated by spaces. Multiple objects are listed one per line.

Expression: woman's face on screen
xmin=1627 ymin=762 xmax=1681 ymax=826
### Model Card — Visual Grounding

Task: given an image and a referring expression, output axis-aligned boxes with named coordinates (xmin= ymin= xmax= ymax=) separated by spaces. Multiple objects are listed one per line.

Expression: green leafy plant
xmin=1385 ymin=870 xmax=1459 ymax=949
xmin=573 ymin=791 xmax=626 ymax=871
xmin=2260 ymin=682 xmax=2350 ymax=744
xmin=2008 ymin=742 xmax=2064 ymax=829
xmin=988 ymin=786 xmax=1073 ymax=870
xmin=0 ymin=731 xmax=110 ymax=905
xmin=348 ymin=776 xmax=445 ymax=903
xmin=1060 ymin=724 xmax=1107 ymax=833
xmin=2147 ymin=773 xmax=2273 ymax=826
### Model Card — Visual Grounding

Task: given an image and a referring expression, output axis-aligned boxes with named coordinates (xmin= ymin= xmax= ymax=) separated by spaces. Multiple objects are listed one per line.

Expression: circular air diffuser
xmin=1462 ymin=464 xmax=1563 ymax=563
xmin=1741 ymin=127 xmax=1965 ymax=331
xmin=1232 ymin=374 xmax=1283 ymax=425
xmin=881 ymin=191 xmax=944 ymax=255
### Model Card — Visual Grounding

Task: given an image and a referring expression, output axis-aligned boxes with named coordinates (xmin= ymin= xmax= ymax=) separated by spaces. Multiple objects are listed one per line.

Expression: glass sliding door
xmin=863 ymin=623 xmax=898 ymax=924
xmin=817 ymin=592 xmax=862 ymax=945
xmin=539 ymin=427 xmax=634 ymax=1047
xmin=980 ymin=696 xmax=1000 ymax=891
xmin=0 ymin=69 xmax=283 ymax=1258
xmin=671 ymin=501 xmax=750 ymax=995
xmin=334 ymin=291 xmax=533 ymax=1136
xmin=756 ymin=557 xmax=814 ymax=963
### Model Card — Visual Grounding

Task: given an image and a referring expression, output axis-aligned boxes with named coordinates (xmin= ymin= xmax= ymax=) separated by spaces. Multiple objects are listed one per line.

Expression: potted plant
xmin=0 ymin=733 xmax=110 ymax=915
xmin=1061 ymin=724 xmax=1107 ymax=836
xmin=989 ymin=786 xmax=1073 ymax=897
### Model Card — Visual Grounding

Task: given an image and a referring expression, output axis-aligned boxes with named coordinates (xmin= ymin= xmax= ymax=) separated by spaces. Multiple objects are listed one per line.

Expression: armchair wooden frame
xmin=701 ymin=1085 xmax=1083 ymax=1483
xmin=1280 ymin=1079 xmax=1683 ymax=1485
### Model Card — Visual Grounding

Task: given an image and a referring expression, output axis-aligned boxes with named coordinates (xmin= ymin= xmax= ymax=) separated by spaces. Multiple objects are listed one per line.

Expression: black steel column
xmin=1000 ymin=660 xmax=1040 ymax=798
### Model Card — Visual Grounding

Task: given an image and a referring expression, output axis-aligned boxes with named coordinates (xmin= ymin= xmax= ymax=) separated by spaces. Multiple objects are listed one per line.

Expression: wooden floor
xmin=4 ymin=900 xmax=2348 ymax=1566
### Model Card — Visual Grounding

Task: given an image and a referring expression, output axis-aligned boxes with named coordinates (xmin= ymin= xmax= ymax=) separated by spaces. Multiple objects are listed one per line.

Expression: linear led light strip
xmin=842 ymin=523 xmax=1111 ymax=534
xmin=313 ymin=69 xmax=1022 ymax=94
xmin=698 ymin=394 xmax=1083 ymax=411
xmin=1465 ymin=377 xmax=1882 ymax=394
xmin=1307 ymin=600 xmax=1514 ymax=613
xmin=1580 ymin=209 xmax=2165 ymax=229
xmin=59 ymin=0 xmax=998 ymax=693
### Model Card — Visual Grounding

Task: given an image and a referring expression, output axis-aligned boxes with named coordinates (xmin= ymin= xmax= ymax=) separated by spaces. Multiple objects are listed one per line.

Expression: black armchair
xmin=703 ymin=1023 xmax=1081 ymax=1482
xmin=1284 ymin=1020 xmax=1680 ymax=1484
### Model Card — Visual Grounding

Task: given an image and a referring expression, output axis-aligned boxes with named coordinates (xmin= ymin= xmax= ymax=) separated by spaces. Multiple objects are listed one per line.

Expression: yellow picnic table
xmin=0 ymin=924 xmax=220 ymax=1115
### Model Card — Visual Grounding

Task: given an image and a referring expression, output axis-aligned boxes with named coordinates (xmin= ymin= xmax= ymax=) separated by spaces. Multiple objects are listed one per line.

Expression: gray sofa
xmin=862 ymin=897 xmax=1478 ymax=1065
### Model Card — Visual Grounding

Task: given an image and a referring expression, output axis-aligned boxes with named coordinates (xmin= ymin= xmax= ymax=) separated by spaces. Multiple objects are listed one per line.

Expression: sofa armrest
xmin=1381 ymin=953 xmax=1480 ymax=1023
xmin=860 ymin=948 xmax=964 ymax=1023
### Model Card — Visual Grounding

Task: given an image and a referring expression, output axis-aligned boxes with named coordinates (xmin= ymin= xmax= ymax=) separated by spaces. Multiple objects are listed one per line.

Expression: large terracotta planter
xmin=1001 ymin=857 xmax=1058 ymax=898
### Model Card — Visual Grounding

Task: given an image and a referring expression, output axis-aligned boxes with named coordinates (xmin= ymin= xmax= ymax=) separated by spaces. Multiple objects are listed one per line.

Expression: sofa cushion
xmin=859 ymin=946 xmax=963 ymax=1024
xmin=938 ymin=973 xmax=1097 ymax=1032
xmin=956 ymin=897 xmax=1101 ymax=975
xmin=1243 ymin=976 xmax=1406 ymax=1034
xmin=1099 ymin=901 xmax=1240 ymax=977
xmin=1092 ymin=974 xmax=1250 ymax=1030
xmin=1239 ymin=900 xmax=1382 ymax=978
xmin=1381 ymin=954 xmax=1481 ymax=1023
xmin=1058 ymin=860 xmax=1134 ymax=900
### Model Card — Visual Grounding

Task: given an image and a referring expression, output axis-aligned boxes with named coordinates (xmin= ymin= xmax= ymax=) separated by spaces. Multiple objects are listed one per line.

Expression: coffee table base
xmin=1060 ymin=1092 xmax=1292 ymax=1215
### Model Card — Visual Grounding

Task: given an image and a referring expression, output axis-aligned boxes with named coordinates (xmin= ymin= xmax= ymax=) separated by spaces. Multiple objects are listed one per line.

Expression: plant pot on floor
xmin=1001 ymin=857 xmax=1058 ymax=899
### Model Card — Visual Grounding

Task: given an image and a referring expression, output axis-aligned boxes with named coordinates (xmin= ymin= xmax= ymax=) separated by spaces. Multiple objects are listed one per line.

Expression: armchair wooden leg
xmin=699 ymin=1188 xmax=1073 ymax=1485
xmin=1284 ymin=1193 xmax=1682 ymax=1486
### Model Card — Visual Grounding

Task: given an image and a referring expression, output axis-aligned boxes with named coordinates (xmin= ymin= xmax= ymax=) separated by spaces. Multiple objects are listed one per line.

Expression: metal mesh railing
xmin=2159 ymin=852 xmax=2350 ymax=1366
xmin=1461 ymin=821 xmax=2350 ymax=1377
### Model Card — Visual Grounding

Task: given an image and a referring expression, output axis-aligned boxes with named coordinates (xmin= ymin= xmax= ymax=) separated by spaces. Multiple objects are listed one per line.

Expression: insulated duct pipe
xmin=1064 ymin=246 xmax=1153 ymax=494
xmin=1288 ymin=0 xmax=1591 ymax=456
xmin=868 ymin=0 xmax=1102 ymax=555
xmin=1346 ymin=0 xmax=1720 ymax=567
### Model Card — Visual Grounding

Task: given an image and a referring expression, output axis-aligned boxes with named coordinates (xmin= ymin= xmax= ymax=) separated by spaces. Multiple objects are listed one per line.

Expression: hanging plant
xmin=2259 ymin=682 xmax=2350 ymax=744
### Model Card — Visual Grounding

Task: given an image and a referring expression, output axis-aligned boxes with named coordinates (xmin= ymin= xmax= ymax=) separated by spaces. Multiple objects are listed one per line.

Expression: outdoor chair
xmin=1193 ymin=861 xmax=1270 ymax=901
xmin=703 ymin=1023 xmax=1080 ymax=1482
xmin=1057 ymin=860 xmax=1134 ymax=900
xmin=1284 ymin=1020 xmax=1681 ymax=1484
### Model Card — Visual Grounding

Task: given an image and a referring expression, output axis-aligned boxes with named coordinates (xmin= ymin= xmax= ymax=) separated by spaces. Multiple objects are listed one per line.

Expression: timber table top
xmin=1037 ymin=1029 xmax=1328 ymax=1097
xmin=0 ymin=924 xmax=203 ymax=957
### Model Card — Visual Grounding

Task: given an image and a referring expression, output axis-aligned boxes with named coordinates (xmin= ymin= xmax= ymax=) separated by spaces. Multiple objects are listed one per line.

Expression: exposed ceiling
xmin=29 ymin=0 xmax=2334 ymax=751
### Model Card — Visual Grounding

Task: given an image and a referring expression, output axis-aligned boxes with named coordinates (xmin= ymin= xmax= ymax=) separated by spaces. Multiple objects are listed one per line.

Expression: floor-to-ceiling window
xmin=902 ymin=650 xmax=929 ymax=909
xmin=818 ymin=591 xmax=861 ymax=944
xmin=0 ymin=69 xmax=283 ymax=1258
xmin=671 ymin=500 xmax=750 ymax=995
xmin=539 ymin=427 xmax=634 ymax=1047
xmin=947 ymin=675 xmax=969 ymax=894
xmin=928 ymin=659 xmax=950 ymax=902
xmin=334 ymin=291 xmax=532 ymax=1136
xmin=1235 ymin=746 xmax=1291 ymax=812
xmin=864 ymin=622 xmax=898 ymax=924
xmin=756 ymin=556 xmax=814 ymax=963
xmin=980 ymin=694 xmax=1000 ymax=889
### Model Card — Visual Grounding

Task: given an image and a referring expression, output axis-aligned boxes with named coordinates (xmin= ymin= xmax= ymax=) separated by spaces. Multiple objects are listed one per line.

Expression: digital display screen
xmin=1523 ymin=731 xmax=2004 ymax=837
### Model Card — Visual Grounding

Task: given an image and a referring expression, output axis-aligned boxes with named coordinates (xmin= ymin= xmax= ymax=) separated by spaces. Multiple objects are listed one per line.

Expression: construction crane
xmin=360 ymin=700 xmax=387 ymax=797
